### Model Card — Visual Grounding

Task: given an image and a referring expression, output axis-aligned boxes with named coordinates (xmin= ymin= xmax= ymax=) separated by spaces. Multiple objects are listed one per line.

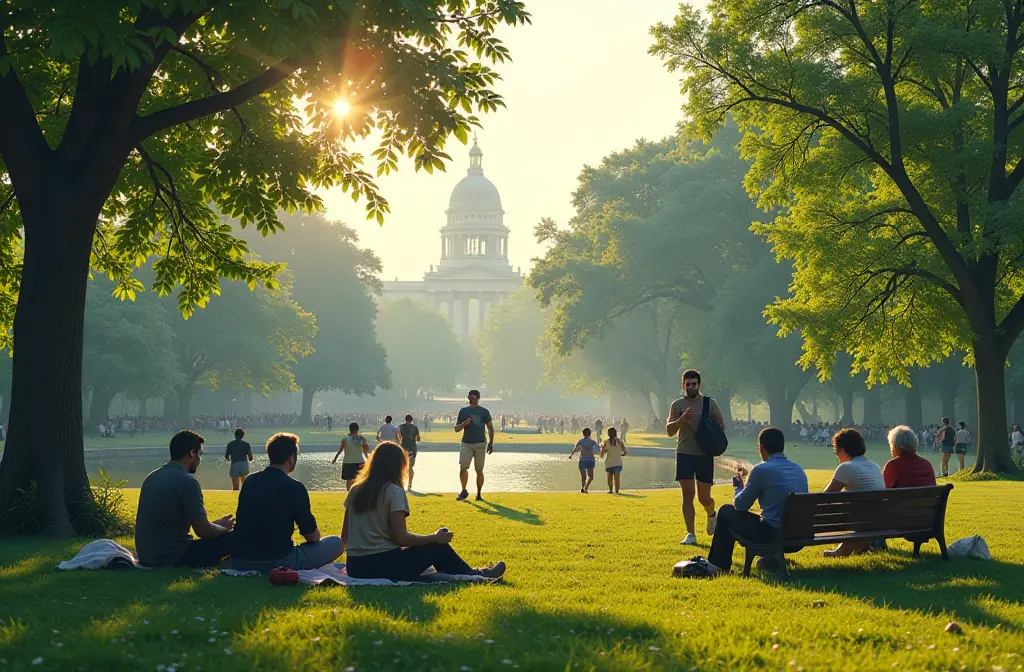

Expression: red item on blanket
xmin=269 ymin=567 xmax=299 ymax=586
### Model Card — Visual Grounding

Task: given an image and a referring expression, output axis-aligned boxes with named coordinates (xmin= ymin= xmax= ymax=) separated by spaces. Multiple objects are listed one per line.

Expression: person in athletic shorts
xmin=569 ymin=428 xmax=598 ymax=493
xmin=377 ymin=415 xmax=401 ymax=445
xmin=953 ymin=421 xmax=971 ymax=472
xmin=224 ymin=427 xmax=254 ymax=491
xmin=455 ymin=389 xmax=493 ymax=501
xmin=937 ymin=417 xmax=957 ymax=477
xmin=667 ymin=369 xmax=725 ymax=545
xmin=601 ymin=427 xmax=627 ymax=494
xmin=332 ymin=422 xmax=370 ymax=490
xmin=399 ymin=414 xmax=421 ymax=491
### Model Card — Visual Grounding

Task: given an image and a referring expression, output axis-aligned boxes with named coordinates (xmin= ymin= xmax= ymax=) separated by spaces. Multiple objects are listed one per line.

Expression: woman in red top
xmin=882 ymin=425 xmax=938 ymax=488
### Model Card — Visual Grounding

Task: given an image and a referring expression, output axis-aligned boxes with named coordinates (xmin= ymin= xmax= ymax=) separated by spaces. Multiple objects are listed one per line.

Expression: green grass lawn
xmin=1 ymin=472 xmax=1021 ymax=671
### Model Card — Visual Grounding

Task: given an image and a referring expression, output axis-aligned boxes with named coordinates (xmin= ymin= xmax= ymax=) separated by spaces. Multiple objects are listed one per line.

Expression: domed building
xmin=381 ymin=139 xmax=524 ymax=336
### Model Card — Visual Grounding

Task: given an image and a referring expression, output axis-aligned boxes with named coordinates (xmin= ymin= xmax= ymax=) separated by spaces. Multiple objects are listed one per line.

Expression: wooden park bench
xmin=735 ymin=484 xmax=953 ymax=579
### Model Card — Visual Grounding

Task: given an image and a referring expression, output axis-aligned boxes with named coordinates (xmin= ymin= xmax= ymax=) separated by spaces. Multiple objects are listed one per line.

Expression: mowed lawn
xmin=1 ymin=473 xmax=1021 ymax=671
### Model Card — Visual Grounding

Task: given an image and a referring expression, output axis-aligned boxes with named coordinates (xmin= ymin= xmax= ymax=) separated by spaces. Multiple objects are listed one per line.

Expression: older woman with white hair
xmin=882 ymin=425 xmax=937 ymax=488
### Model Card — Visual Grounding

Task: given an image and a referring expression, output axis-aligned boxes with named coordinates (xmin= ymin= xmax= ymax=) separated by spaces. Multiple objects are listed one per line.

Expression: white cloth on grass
xmin=222 ymin=562 xmax=493 ymax=586
xmin=57 ymin=539 xmax=147 ymax=570
xmin=948 ymin=535 xmax=992 ymax=560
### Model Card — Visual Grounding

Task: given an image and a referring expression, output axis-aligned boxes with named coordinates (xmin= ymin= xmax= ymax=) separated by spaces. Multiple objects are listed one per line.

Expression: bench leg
xmin=913 ymin=540 xmax=922 ymax=559
xmin=937 ymin=535 xmax=949 ymax=561
xmin=742 ymin=548 xmax=754 ymax=578
xmin=775 ymin=547 xmax=789 ymax=581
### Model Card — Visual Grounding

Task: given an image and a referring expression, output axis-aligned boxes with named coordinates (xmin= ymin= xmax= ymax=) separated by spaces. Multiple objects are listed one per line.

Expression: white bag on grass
xmin=947 ymin=535 xmax=992 ymax=560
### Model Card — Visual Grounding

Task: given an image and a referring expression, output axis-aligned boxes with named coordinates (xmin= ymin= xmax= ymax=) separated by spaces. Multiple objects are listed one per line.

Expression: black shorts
xmin=676 ymin=452 xmax=715 ymax=485
xmin=341 ymin=462 xmax=364 ymax=481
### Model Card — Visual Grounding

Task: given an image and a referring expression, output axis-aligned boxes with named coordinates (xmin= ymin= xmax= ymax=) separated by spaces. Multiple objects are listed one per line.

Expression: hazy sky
xmin=321 ymin=1 xmax=703 ymax=281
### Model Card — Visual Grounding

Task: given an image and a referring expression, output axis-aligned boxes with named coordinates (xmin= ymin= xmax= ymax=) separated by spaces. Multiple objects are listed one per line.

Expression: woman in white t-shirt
xmin=342 ymin=442 xmax=506 ymax=581
xmin=600 ymin=427 xmax=628 ymax=494
xmin=822 ymin=427 xmax=885 ymax=558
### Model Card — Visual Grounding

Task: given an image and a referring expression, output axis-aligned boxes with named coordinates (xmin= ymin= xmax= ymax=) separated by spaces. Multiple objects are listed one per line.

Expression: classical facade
xmin=381 ymin=139 xmax=524 ymax=336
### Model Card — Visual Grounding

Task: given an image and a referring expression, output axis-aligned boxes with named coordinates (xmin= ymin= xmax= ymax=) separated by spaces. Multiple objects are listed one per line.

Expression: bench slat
xmin=783 ymin=516 xmax=936 ymax=539
xmin=784 ymin=485 xmax=948 ymax=505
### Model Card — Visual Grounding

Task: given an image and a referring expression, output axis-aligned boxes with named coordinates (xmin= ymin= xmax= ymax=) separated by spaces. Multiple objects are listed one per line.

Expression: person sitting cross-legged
xmin=135 ymin=429 xmax=234 ymax=568
xmin=228 ymin=433 xmax=343 ymax=572
xmin=343 ymin=441 xmax=506 ymax=582
xmin=707 ymin=427 xmax=809 ymax=574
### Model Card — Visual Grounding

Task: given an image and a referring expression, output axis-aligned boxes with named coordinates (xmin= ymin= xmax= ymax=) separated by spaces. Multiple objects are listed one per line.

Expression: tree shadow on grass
xmin=467 ymin=500 xmax=543 ymax=526
xmin=766 ymin=546 xmax=1024 ymax=631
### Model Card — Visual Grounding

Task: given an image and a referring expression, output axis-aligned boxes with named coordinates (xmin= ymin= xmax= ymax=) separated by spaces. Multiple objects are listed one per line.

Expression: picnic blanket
xmin=223 ymin=562 xmax=494 ymax=587
xmin=57 ymin=539 xmax=147 ymax=570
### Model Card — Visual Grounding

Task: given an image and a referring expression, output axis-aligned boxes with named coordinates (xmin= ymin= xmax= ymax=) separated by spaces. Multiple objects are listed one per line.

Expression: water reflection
xmin=87 ymin=451 xmax=735 ymax=492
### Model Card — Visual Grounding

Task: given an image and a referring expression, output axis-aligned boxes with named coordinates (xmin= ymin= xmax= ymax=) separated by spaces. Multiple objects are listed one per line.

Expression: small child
xmin=569 ymin=428 xmax=599 ymax=493
xmin=601 ymin=427 xmax=627 ymax=494
xmin=332 ymin=422 xmax=370 ymax=490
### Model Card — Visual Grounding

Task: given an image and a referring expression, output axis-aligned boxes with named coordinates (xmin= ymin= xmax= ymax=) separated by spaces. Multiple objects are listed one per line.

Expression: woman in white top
xmin=823 ymin=427 xmax=885 ymax=558
xmin=600 ymin=427 xmax=628 ymax=494
xmin=342 ymin=442 xmax=506 ymax=581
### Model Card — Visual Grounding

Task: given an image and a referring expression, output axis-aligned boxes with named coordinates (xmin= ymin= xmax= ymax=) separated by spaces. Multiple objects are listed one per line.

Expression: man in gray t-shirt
xmin=455 ymin=389 xmax=494 ymax=501
xmin=135 ymin=430 xmax=235 ymax=567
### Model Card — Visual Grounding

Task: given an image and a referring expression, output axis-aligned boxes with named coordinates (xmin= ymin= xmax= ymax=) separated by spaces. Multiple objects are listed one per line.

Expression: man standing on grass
xmin=399 ymin=414 xmax=421 ymax=491
xmin=707 ymin=427 xmax=808 ymax=573
xmin=135 ymin=430 xmax=235 ymax=567
xmin=667 ymin=369 xmax=726 ymax=545
xmin=455 ymin=389 xmax=494 ymax=501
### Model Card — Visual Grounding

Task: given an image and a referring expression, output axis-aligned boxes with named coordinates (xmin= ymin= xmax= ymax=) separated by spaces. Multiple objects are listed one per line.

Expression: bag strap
xmin=702 ymin=395 xmax=711 ymax=417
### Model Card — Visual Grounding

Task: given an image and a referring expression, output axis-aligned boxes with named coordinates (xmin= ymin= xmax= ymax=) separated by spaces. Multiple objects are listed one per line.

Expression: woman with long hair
xmin=601 ymin=427 xmax=627 ymax=494
xmin=342 ymin=442 xmax=506 ymax=581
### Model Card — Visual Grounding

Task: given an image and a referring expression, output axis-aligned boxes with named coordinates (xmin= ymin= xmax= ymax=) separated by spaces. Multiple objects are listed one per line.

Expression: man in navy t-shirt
xmin=228 ymin=433 xmax=343 ymax=572
xmin=455 ymin=389 xmax=494 ymax=501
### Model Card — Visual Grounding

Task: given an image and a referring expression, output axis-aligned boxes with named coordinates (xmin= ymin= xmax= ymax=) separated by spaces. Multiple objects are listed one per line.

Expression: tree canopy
xmin=479 ymin=289 xmax=546 ymax=399
xmin=375 ymin=298 xmax=464 ymax=398
xmin=652 ymin=0 xmax=1024 ymax=471
xmin=245 ymin=212 xmax=390 ymax=423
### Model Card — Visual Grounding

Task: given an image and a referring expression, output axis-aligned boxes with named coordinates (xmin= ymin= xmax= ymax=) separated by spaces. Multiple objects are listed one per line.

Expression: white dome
xmin=447 ymin=139 xmax=503 ymax=212
xmin=449 ymin=174 xmax=502 ymax=211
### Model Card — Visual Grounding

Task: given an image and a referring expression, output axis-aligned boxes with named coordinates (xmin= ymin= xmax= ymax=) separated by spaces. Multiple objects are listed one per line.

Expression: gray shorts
xmin=226 ymin=536 xmax=344 ymax=573
xmin=229 ymin=461 xmax=250 ymax=478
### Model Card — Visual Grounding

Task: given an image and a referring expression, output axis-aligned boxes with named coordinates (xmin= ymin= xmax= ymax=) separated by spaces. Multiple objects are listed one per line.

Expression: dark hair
xmin=266 ymin=432 xmax=299 ymax=465
xmin=833 ymin=428 xmax=866 ymax=457
xmin=350 ymin=442 xmax=408 ymax=514
xmin=349 ymin=422 xmax=359 ymax=433
xmin=582 ymin=427 xmax=591 ymax=437
xmin=234 ymin=428 xmax=245 ymax=440
xmin=682 ymin=369 xmax=701 ymax=384
xmin=958 ymin=421 xmax=965 ymax=429
xmin=941 ymin=417 xmax=950 ymax=425
xmin=405 ymin=414 xmax=413 ymax=422
xmin=169 ymin=429 xmax=205 ymax=460
xmin=607 ymin=427 xmax=618 ymax=446
xmin=468 ymin=389 xmax=481 ymax=398
xmin=385 ymin=415 xmax=393 ymax=424
xmin=758 ymin=427 xmax=785 ymax=455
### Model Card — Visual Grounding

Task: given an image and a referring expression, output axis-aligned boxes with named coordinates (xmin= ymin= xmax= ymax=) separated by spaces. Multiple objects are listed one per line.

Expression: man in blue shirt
xmin=455 ymin=389 xmax=494 ymax=501
xmin=708 ymin=427 xmax=809 ymax=573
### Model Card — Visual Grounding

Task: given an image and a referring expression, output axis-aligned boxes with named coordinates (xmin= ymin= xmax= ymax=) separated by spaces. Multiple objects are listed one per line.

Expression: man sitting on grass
xmin=228 ymin=433 xmax=343 ymax=572
xmin=135 ymin=430 xmax=234 ymax=567
xmin=706 ymin=427 xmax=808 ymax=574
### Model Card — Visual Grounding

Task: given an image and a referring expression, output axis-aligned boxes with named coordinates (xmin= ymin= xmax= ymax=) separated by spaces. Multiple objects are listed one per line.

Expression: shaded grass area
xmin=1 ymin=474 xmax=1021 ymax=671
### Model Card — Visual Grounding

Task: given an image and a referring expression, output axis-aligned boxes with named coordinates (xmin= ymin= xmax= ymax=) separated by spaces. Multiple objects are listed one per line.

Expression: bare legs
xmin=678 ymin=479 xmax=715 ymax=535
xmin=940 ymin=452 xmax=950 ymax=476
xmin=606 ymin=471 xmax=621 ymax=493
xmin=579 ymin=467 xmax=594 ymax=492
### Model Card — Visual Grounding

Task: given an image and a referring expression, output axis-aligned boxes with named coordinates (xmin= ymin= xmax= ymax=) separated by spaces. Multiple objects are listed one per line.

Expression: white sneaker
xmin=680 ymin=533 xmax=697 ymax=545
xmin=706 ymin=512 xmax=717 ymax=536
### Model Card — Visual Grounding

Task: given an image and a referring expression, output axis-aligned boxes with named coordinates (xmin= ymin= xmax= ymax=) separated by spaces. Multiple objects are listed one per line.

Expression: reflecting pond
xmin=86 ymin=450 xmax=738 ymax=492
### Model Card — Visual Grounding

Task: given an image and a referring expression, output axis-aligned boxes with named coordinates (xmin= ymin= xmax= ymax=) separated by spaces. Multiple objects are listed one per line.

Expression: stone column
xmin=459 ymin=294 xmax=471 ymax=336
xmin=477 ymin=294 xmax=486 ymax=331
xmin=446 ymin=294 xmax=454 ymax=327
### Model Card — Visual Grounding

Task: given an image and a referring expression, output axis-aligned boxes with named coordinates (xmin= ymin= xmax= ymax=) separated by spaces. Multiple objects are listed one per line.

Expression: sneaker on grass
xmin=457 ymin=490 xmax=469 ymax=501
xmin=680 ymin=532 xmax=697 ymax=545
xmin=479 ymin=561 xmax=506 ymax=579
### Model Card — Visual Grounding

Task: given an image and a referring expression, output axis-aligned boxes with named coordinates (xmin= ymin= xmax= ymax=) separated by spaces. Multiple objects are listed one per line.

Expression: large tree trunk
xmin=862 ymin=387 xmax=883 ymax=425
xmin=839 ymin=387 xmax=854 ymax=425
xmin=940 ymin=386 xmax=957 ymax=422
xmin=86 ymin=386 xmax=116 ymax=429
xmin=904 ymin=385 xmax=923 ymax=429
xmin=175 ymin=382 xmax=194 ymax=428
xmin=716 ymin=387 xmax=733 ymax=426
xmin=139 ymin=397 xmax=148 ymax=418
xmin=162 ymin=393 xmax=178 ymax=423
xmin=0 ymin=213 xmax=95 ymax=536
xmin=300 ymin=386 xmax=317 ymax=426
xmin=767 ymin=389 xmax=797 ymax=429
xmin=972 ymin=335 xmax=1015 ymax=472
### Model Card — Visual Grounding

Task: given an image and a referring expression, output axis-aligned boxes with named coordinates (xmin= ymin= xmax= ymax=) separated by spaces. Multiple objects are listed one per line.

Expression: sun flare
xmin=333 ymin=98 xmax=352 ymax=118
